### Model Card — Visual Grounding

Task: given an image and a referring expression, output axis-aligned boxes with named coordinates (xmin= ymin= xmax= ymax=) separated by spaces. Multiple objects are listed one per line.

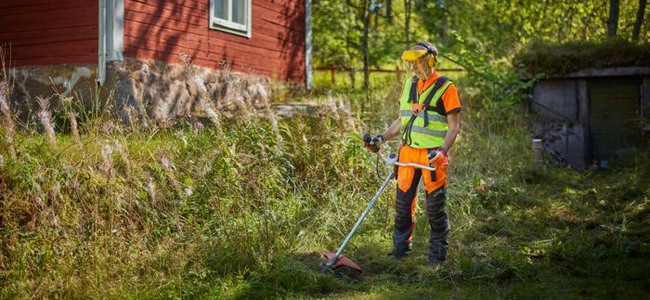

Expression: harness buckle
xmin=412 ymin=103 xmax=424 ymax=115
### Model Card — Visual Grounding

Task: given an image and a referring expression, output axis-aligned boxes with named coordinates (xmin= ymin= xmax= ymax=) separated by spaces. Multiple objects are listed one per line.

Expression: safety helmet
xmin=401 ymin=42 xmax=438 ymax=68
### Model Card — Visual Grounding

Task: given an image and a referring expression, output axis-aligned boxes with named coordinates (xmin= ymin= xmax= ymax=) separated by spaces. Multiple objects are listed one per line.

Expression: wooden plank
xmin=124 ymin=16 xmax=304 ymax=50
xmin=122 ymin=33 xmax=291 ymax=63
xmin=128 ymin=0 xmax=206 ymax=13
xmin=0 ymin=0 xmax=89 ymax=10
xmin=11 ymin=39 xmax=97 ymax=56
xmin=14 ymin=55 xmax=97 ymax=66
xmin=123 ymin=31 xmax=304 ymax=77
xmin=0 ymin=1 xmax=94 ymax=17
xmin=124 ymin=21 xmax=303 ymax=56
xmin=125 ymin=45 xmax=304 ymax=80
xmin=127 ymin=0 xmax=207 ymax=15
xmin=0 ymin=7 xmax=96 ymax=31
xmin=124 ymin=21 xmax=302 ymax=50
xmin=120 ymin=0 xmax=305 ymax=82
xmin=124 ymin=1 xmax=304 ymax=35
xmin=254 ymin=0 xmax=305 ymax=16
xmin=125 ymin=1 xmax=304 ymax=34
xmin=123 ymin=1 xmax=305 ymax=34
xmin=123 ymin=35 xmax=302 ymax=66
xmin=125 ymin=47 xmax=278 ymax=75
xmin=0 ymin=26 xmax=96 ymax=46
xmin=125 ymin=1 xmax=207 ymax=26
xmin=126 ymin=0 xmax=304 ymax=22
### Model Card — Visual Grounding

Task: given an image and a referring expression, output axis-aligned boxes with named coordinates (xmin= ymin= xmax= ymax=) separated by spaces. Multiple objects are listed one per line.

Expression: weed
xmin=35 ymin=96 xmax=56 ymax=146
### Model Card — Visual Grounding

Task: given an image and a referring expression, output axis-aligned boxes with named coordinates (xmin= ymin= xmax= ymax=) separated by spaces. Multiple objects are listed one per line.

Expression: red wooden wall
xmin=124 ymin=0 xmax=306 ymax=82
xmin=0 ymin=0 xmax=98 ymax=66
xmin=0 ymin=0 xmax=306 ymax=83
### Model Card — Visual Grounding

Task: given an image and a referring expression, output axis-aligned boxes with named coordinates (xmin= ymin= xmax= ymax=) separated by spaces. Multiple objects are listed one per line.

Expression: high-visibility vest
xmin=399 ymin=76 xmax=452 ymax=149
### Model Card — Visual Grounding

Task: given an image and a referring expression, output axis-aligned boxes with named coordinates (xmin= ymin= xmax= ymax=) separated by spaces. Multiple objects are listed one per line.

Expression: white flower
xmin=147 ymin=177 xmax=156 ymax=198
xmin=101 ymin=144 xmax=114 ymax=159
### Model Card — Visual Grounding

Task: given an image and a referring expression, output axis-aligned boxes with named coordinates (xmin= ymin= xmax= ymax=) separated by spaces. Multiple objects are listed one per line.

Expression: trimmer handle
xmin=363 ymin=133 xmax=371 ymax=143
xmin=383 ymin=153 xmax=436 ymax=172
xmin=363 ymin=133 xmax=382 ymax=153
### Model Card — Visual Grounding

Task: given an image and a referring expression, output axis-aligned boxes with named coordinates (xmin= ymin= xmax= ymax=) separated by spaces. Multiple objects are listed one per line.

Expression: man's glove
xmin=428 ymin=147 xmax=448 ymax=168
xmin=363 ymin=133 xmax=384 ymax=153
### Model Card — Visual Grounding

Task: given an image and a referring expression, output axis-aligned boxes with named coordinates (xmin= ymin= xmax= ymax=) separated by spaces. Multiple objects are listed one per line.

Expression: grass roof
xmin=514 ymin=39 xmax=650 ymax=78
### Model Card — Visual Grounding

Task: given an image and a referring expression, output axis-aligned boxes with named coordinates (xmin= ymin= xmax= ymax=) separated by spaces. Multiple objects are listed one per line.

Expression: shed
xmin=0 ymin=0 xmax=312 ymax=120
xmin=530 ymin=67 xmax=650 ymax=169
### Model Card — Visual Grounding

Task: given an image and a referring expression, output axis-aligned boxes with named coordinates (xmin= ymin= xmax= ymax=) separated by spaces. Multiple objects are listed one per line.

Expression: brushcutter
xmin=319 ymin=152 xmax=436 ymax=273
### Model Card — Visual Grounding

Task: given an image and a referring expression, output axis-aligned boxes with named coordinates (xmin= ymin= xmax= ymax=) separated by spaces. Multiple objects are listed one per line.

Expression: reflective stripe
xmin=400 ymin=110 xmax=447 ymax=123
xmin=409 ymin=126 xmax=447 ymax=137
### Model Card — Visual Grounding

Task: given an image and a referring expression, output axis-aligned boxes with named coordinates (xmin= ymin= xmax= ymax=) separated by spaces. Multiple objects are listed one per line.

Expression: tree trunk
xmin=404 ymin=0 xmax=412 ymax=49
xmin=386 ymin=0 xmax=392 ymax=24
xmin=607 ymin=0 xmax=620 ymax=38
xmin=633 ymin=0 xmax=647 ymax=41
xmin=362 ymin=0 xmax=370 ymax=91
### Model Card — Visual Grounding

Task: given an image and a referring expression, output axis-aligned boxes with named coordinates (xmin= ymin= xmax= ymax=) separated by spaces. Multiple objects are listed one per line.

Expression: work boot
xmin=428 ymin=259 xmax=445 ymax=271
xmin=387 ymin=243 xmax=412 ymax=258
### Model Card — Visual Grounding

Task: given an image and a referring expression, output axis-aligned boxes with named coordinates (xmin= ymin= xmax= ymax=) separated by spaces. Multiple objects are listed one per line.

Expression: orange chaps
xmin=392 ymin=145 xmax=450 ymax=263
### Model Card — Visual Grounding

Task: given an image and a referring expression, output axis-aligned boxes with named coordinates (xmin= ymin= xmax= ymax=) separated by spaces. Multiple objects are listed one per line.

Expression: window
xmin=210 ymin=0 xmax=252 ymax=38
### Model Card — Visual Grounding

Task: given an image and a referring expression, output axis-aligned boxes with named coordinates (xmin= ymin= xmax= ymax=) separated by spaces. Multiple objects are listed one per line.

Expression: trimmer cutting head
xmin=321 ymin=251 xmax=363 ymax=273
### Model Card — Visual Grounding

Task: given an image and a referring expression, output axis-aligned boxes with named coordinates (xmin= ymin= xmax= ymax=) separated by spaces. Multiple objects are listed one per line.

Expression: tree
xmin=361 ymin=0 xmax=371 ymax=90
xmin=607 ymin=0 xmax=621 ymax=38
xmin=633 ymin=0 xmax=647 ymax=41
xmin=404 ymin=0 xmax=412 ymax=49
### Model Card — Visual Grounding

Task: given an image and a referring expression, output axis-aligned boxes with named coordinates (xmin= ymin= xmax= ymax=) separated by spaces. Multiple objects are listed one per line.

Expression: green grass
xmin=1 ymin=73 xmax=649 ymax=299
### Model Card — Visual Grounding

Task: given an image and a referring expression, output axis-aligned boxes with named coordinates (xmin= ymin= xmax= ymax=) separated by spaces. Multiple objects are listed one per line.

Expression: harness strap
xmin=421 ymin=76 xmax=449 ymax=127
xmin=407 ymin=76 xmax=418 ymax=104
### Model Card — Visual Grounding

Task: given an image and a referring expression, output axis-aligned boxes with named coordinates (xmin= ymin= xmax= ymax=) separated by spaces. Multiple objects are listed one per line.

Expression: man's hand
xmin=428 ymin=147 xmax=448 ymax=168
xmin=363 ymin=133 xmax=384 ymax=153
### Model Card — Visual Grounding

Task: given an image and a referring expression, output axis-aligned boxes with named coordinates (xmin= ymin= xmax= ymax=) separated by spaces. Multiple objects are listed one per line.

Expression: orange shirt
xmin=416 ymin=71 xmax=461 ymax=115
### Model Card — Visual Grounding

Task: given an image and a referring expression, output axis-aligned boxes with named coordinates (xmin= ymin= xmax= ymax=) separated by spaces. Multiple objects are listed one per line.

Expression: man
xmin=365 ymin=41 xmax=460 ymax=266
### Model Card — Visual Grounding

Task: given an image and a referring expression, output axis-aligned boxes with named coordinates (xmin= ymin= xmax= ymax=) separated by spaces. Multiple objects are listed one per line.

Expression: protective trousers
xmin=392 ymin=146 xmax=449 ymax=263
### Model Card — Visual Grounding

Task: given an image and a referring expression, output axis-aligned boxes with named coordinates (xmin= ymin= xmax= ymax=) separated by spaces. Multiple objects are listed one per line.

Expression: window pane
xmin=213 ymin=0 xmax=226 ymax=19
xmin=231 ymin=0 xmax=245 ymax=25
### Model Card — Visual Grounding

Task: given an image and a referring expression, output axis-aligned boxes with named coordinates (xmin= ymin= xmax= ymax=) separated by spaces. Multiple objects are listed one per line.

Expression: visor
xmin=401 ymin=49 xmax=428 ymax=61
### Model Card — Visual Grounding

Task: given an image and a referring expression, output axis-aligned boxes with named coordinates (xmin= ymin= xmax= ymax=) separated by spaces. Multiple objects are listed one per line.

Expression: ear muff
xmin=428 ymin=55 xmax=435 ymax=68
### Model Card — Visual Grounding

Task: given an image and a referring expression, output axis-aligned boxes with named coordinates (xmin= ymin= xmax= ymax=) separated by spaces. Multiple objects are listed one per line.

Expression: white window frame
xmin=209 ymin=0 xmax=252 ymax=38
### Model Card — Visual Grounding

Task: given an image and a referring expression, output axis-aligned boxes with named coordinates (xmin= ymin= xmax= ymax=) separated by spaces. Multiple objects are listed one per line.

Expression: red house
xmin=0 ymin=0 xmax=312 ymax=120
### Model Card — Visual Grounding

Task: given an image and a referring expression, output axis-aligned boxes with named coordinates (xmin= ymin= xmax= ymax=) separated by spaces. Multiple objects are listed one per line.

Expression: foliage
xmin=312 ymin=0 xmax=420 ymax=70
xmin=313 ymin=0 xmax=649 ymax=87
xmin=417 ymin=0 xmax=649 ymax=58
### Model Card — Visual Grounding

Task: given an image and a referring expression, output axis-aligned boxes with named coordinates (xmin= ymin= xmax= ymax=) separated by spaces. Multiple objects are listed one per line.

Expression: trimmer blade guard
xmin=322 ymin=251 xmax=363 ymax=273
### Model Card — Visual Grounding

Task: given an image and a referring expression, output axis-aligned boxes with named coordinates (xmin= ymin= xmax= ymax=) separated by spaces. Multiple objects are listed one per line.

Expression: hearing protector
xmin=416 ymin=42 xmax=437 ymax=68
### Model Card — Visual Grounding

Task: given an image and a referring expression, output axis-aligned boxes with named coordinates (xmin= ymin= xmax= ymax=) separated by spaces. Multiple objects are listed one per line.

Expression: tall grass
xmin=0 ymin=83 xmax=385 ymax=298
xmin=0 ymin=59 xmax=648 ymax=299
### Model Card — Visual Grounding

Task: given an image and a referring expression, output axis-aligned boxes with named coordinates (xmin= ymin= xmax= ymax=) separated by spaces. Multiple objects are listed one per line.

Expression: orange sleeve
xmin=441 ymin=83 xmax=461 ymax=115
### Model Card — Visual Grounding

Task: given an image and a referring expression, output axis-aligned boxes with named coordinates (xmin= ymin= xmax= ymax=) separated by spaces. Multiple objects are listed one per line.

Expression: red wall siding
xmin=0 ymin=0 xmax=98 ymax=66
xmin=123 ymin=0 xmax=305 ymax=83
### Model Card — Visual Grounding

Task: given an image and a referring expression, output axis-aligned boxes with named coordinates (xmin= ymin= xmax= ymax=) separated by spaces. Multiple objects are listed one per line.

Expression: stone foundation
xmin=9 ymin=58 xmax=273 ymax=123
